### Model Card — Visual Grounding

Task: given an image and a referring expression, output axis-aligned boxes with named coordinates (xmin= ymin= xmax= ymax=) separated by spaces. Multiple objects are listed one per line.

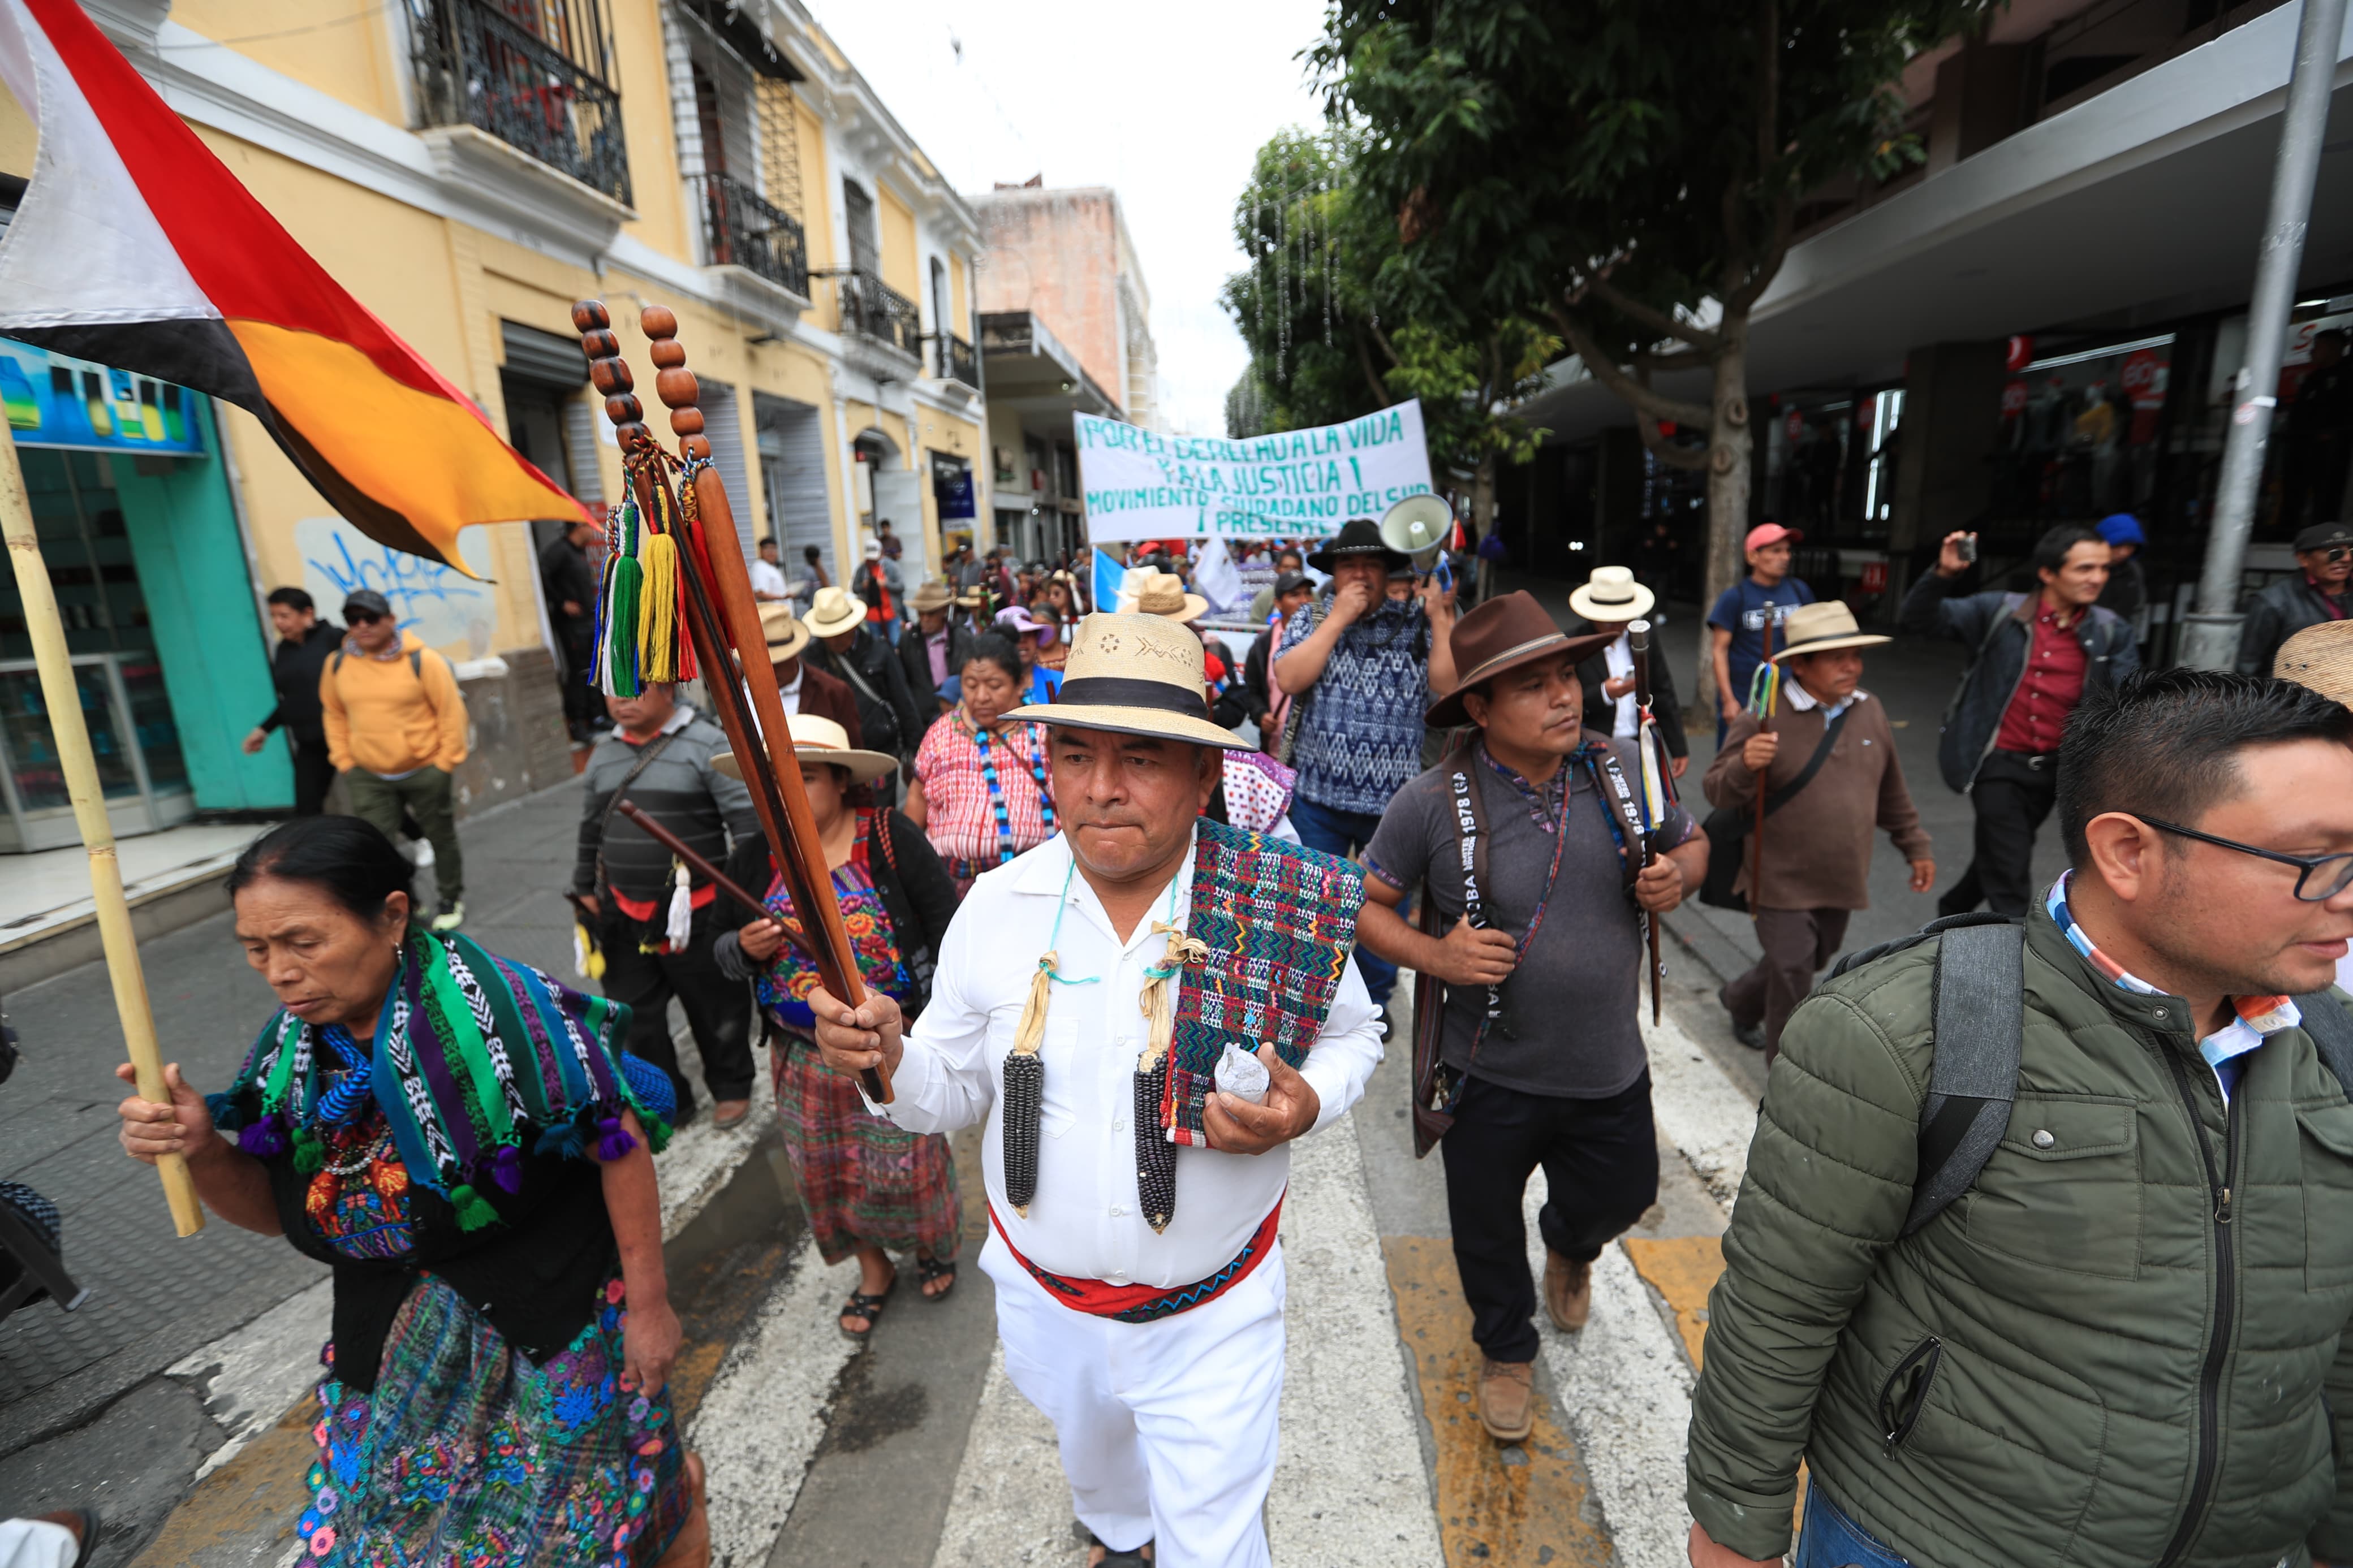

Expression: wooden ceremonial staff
xmin=613 ymin=801 xmax=820 ymax=966
xmin=0 ymin=422 xmax=203 ymax=1235
xmin=1628 ymin=618 xmax=1665 ymax=1026
xmin=1750 ymin=612 xmax=1777 ymax=914
xmin=574 ymin=301 xmax=887 ymax=1102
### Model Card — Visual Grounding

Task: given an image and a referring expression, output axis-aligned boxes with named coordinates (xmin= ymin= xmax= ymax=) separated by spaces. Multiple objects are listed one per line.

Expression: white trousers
xmin=0 ymin=1519 xmax=76 ymax=1568
xmin=980 ymin=1233 xmax=1287 ymax=1568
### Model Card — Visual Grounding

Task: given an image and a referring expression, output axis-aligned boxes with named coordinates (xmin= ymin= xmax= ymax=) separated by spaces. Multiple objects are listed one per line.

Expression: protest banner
xmin=1075 ymin=400 xmax=1434 ymax=541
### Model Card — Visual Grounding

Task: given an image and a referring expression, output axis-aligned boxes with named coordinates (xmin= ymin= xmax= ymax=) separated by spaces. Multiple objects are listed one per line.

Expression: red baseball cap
xmin=1745 ymin=523 xmax=1803 ymax=552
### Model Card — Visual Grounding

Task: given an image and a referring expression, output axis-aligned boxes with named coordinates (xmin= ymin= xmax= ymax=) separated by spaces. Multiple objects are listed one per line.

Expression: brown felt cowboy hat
xmin=714 ymin=711 xmax=899 ymax=785
xmin=1424 ymin=591 xmax=1614 ymax=728
xmin=2276 ymin=620 xmax=2353 ymax=706
xmin=1768 ymin=601 xmax=1890 ymax=663
xmin=1001 ymin=612 xmax=1248 ymax=749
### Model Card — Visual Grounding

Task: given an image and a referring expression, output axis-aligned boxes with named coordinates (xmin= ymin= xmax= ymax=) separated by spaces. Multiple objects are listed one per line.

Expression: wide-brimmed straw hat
xmin=2276 ymin=620 xmax=2353 ymax=706
xmin=805 ymin=585 xmax=865 ymax=638
xmin=714 ymin=711 xmax=899 ymax=785
xmin=1566 ymin=565 xmax=1656 ymax=624
xmin=1306 ymin=517 xmax=1408 ymax=574
xmin=1131 ymin=571 xmax=1209 ymax=623
xmin=908 ymin=578 xmax=954 ymax=612
xmin=1769 ymin=601 xmax=1890 ymax=663
xmin=1001 ymin=612 xmax=1248 ymax=749
xmin=1424 ymin=591 xmax=1613 ymax=728
xmin=759 ymin=603 xmax=810 ymax=662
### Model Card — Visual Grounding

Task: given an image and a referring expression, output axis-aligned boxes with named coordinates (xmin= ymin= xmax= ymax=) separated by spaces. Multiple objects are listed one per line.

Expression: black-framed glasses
xmin=2137 ymin=815 xmax=2353 ymax=902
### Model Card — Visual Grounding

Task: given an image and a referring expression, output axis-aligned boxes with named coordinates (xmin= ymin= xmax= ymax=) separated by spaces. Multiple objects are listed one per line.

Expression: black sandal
xmin=1085 ymin=1529 xmax=1152 ymax=1566
xmin=838 ymin=1275 xmax=895 ymax=1340
xmin=916 ymin=1255 xmax=957 ymax=1301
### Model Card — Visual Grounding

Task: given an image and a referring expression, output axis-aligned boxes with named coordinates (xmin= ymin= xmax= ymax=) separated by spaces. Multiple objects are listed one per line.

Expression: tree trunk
xmin=1469 ymin=453 xmax=1497 ymax=602
xmin=1693 ymin=314 xmax=1753 ymax=716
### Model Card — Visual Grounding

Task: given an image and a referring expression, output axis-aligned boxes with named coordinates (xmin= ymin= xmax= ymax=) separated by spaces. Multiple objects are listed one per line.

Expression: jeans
xmin=343 ymin=766 xmax=463 ymax=910
xmin=1793 ymin=1484 xmax=1912 ymax=1568
xmin=1286 ymin=792 xmax=1397 ymax=1007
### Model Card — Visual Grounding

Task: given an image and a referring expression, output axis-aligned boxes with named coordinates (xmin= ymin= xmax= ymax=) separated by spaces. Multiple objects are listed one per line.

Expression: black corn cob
xmin=1002 ymin=1050 xmax=1043 ymax=1215
xmin=1134 ymin=1060 xmax=1176 ymax=1233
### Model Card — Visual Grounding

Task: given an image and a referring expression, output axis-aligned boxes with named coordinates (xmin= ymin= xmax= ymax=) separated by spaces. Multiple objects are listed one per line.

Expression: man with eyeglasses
xmin=2238 ymin=521 xmax=2353 ymax=678
xmin=1686 ymin=668 xmax=2353 ymax=1568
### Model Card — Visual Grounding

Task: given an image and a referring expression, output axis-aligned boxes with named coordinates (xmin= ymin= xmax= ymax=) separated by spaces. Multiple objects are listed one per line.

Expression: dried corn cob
xmin=1134 ymin=1059 xmax=1176 ymax=1232
xmin=1002 ymin=1050 xmax=1043 ymax=1215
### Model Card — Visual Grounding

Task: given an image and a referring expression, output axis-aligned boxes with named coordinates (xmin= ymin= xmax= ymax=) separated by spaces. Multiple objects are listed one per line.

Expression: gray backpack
xmin=1824 ymin=914 xmax=2353 ymax=1236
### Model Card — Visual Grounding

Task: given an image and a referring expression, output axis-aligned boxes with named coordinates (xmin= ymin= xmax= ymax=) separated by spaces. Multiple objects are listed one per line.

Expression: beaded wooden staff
xmin=572 ymin=300 xmax=887 ymax=1102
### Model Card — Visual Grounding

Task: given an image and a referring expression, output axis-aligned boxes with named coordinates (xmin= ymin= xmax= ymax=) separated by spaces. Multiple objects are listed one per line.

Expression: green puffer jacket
xmin=1687 ymin=907 xmax=2353 ymax=1568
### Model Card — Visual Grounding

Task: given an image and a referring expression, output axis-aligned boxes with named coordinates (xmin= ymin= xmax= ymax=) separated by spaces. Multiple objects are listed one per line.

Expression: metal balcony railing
xmin=833 ymin=269 xmax=923 ymax=359
xmin=694 ymin=172 xmax=808 ymax=297
xmin=932 ymin=332 xmax=978 ymax=387
xmin=409 ymin=0 xmax=632 ymax=207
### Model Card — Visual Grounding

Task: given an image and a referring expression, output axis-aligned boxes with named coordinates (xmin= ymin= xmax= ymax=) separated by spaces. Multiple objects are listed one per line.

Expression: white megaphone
xmin=1379 ymin=494 xmax=1454 ymax=569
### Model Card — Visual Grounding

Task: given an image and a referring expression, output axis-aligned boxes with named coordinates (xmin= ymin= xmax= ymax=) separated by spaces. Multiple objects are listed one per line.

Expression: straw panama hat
xmin=1566 ymin=565 xmax=1656 ymax=623
xmin=1131 ymin=571 xmax=1209 ymax=623
xmin=714 ymin=711 xmax=898 ymax=785
xmin=908 ymin=578 xmax=954 ymax=612
xmin=758 ymin=602 xmax=810 ymax=662
xmin=1769 ymin=601 xmax=1891 ymax=663
xmin=805 ymin=585 xmax=865 ymax=638
xmin=1001 ymin=612 xmax=1248 ymax=750
xmin=2275 ymin=620 xmax=2353 ymax=706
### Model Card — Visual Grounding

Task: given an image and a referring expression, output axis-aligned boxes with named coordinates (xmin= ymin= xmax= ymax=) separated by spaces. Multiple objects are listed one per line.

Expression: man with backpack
xmin=320 ymin=589 xmax=470 ymax=931
xmin=1901 ymin=522 xmax=2136 ymax=918
xmin=1687 ymin=668 xmax=2353 ymax=1568
xmin=1703 ymin=601 xmax=1932 ymax=1058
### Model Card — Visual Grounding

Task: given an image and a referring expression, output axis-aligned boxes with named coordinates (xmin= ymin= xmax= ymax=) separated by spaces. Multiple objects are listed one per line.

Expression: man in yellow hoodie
xmin=320 ymin=588 xmax=471 ymax=930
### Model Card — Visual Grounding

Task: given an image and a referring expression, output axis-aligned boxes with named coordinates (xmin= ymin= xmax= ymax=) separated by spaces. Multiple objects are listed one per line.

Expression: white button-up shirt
xmin=870 ymin=827 xmax=1384 ymax=1287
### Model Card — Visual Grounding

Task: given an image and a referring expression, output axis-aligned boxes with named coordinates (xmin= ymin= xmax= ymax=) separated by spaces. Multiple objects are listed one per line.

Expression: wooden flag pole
xmin=0 ymin=422 xmax=203 ymax=1236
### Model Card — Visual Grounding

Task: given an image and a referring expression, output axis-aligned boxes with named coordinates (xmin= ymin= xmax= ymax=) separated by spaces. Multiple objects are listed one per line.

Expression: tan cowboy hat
xmin=954 ymin=588 xmax=987 ymax=609
xmin=1131 ymin=570 xmax=1209 ymax=623
xmin=2276 ymin=620 xmax=2353 ymax=706
xmin=1769 ymin=600 xmax=1890 ymax=662
xmin=908 ymin=578 xmax=954 ymax=612
xmin=714 ymin=711 xmax=899 ymax=785
xmin=805 ymin=584 xmax=866 ymax=638
xmin=1001 ymin=612 xmax=1248 ymax=749
xmin=1566 ymin=565 xmax=1656 ymax=624
xmin=759 ymin=602 xmax=810 ymax=661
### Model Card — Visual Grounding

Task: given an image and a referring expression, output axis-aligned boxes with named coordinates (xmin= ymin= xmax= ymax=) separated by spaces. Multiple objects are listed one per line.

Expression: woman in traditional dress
xmin=712 ymin=714 xmax=963 ymax=1338
xmin=902 ymin=634 xmax=1057 ymax=899
xmin=113 ymin=816 xmax=705 ymax=1568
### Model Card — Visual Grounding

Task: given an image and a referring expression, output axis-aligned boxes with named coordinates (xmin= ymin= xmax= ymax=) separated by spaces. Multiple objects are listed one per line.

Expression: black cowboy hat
xmin=1306 ymin=518 xmax=1408 ymax=574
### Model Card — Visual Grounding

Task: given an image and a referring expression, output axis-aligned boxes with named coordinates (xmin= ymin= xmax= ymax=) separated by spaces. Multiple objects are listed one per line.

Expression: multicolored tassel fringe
xmin=590 ymin=453 xmax=698 ymax=696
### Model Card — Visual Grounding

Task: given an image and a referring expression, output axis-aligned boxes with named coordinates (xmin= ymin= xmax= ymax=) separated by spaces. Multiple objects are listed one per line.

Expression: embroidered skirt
xmin=773 ymin=1032 xmax=961 ymax=1268
xmin=298 ymin=1274 xmax=689 ymax=1568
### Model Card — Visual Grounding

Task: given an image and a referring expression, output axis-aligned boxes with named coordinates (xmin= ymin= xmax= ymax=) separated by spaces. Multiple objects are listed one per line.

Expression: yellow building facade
xmin=0 ymin=0 xmax=985 ymax=835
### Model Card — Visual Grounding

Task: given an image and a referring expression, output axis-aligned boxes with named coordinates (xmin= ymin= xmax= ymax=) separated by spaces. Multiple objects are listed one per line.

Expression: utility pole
xmin=2179 ymin=0 xmax=2351 ymax=670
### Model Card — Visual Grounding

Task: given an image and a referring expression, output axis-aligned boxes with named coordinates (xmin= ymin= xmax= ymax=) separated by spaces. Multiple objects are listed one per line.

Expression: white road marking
xmin=170 ymin=1278 xmax=332 ymax=1482
xmin=657 ymin=1060 xmax=777 ymax=1239
xmin=1641 ymin=1010 xmax=1759 ymax=1209
xmin=928 ymin=1345 xmax=1074 ymax=1567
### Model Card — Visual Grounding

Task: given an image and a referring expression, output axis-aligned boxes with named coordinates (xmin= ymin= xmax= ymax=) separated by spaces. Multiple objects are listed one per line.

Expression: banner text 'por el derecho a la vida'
xmin=1074 ymin=401 xmax=1434 ymax=541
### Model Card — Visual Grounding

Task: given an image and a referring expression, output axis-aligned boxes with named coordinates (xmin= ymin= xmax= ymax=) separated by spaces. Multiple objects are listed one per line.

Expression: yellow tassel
xmin=1136 ymin=921 xmax=1208 ymax=1073
xmin=637 ymin=532 xmax=679 ymax=683
xmin=1012 ymin=952 xmax=1058 ymax=1060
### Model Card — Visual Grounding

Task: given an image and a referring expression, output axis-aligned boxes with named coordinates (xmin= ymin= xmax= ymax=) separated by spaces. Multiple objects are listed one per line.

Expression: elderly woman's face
xmin=234 ymin=875 xmax=408 ymax=1030
xmin=962 ymin=658 xmax=1022 ymax=727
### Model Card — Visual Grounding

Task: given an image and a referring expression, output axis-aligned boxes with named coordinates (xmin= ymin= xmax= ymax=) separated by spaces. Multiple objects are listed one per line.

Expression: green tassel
xmin=605 ymin=556 xmax=643 ymax=699
xmin=450 ymin=1182 xmax=500 ymax=1232
xmin=292 ymin=1126 xmax=324 ymax=1174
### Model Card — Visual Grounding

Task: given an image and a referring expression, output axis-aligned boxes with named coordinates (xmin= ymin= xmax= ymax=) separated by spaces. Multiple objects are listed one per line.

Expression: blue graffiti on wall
xmin=294 ymin=517 xmax=497 ymax=654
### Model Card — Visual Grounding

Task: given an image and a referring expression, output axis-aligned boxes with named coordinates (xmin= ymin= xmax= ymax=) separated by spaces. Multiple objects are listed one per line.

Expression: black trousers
xmin=289 ymin=734 xmax=336 ymax=817
xmin=1938 ymin=749 xmax=2059 ymax=918
xmin=556 ymin=620 xmax=598 ymax=738
xmin=600 ymin=912 xmax=753 ymax=1117
xmin=1442 ymin=1070 xmax=1659 ymax=1364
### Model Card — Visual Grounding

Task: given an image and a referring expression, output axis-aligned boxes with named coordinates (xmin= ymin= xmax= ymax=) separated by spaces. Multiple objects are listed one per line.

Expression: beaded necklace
xmin=966 ymin=709 xmax=1055 ymax=864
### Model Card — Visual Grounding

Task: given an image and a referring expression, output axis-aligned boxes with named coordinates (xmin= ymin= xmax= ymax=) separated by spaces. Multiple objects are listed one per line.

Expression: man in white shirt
xmin=749 ymin=535 xmax=790 ymax=602
xmin=1565 ymin=565 xmax=1689 ymax=777
xmin=813 ymin=612 xmax=1384 ymax=1568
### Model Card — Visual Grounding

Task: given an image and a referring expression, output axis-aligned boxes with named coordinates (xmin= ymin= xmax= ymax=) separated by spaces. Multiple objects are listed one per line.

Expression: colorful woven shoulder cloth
xmin=209 ymin=932 xmax=666 ymax=1230
xmin=1158 ymin=818 xmax=1364 ymax=1148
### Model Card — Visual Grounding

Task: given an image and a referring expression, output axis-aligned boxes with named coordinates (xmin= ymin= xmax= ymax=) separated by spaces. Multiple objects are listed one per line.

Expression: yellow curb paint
xmin=1383 ymin=1235 xmax=1611 ymax=1568
xmin=1623 ymin=1233 xmax=1725 ymax=1372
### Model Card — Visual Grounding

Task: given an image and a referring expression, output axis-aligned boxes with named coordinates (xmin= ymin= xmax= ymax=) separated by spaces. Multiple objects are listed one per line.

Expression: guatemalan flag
xmin=0 ymin=0 xmax=585 ymax=568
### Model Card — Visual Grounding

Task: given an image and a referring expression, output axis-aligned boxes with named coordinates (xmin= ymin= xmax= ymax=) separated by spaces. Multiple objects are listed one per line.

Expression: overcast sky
xmin=801 ymin=0 xmax=1331 ymax=435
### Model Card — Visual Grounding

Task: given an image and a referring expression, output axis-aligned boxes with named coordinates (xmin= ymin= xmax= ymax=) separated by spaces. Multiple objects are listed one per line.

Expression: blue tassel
xmin=239 ymin=1116 xmax=287 ymax=1159
xmin=594 ymin=1115 xmax=636 ymax=1161
xmin=490 ymin=1144 xmax=524 ymax=1194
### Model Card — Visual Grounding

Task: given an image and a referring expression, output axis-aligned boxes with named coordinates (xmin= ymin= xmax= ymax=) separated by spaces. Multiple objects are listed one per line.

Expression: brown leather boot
xmin=1477 ymin=1358 xmax=1535 ymax=1442
xmin=1544 ymin=1250 xmax=1593 ymax=1332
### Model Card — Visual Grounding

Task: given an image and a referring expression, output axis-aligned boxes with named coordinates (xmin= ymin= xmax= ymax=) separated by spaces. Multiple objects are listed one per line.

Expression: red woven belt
xmin=988 ymin=1196 xmax=1283 ymax=1324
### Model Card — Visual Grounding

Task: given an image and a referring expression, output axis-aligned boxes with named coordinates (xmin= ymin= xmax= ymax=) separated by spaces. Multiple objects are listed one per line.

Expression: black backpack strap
xmin=2294 ymin=990 xmax=2353 ymax=1103
xmin=1901 ymin=916 xmax=2026 ymax=1237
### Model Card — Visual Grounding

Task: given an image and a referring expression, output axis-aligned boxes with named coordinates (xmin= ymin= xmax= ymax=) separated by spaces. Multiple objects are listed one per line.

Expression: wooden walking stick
xmin=0 ymin=422 xmax=202 ymax=1235
xmin=574 ymin=301 xmax=888 ymax=1102
xmin=1627 ymin=619 xmax=1666 ymax=1025
xmin=614 ymin=801 xmax=821 ymax=966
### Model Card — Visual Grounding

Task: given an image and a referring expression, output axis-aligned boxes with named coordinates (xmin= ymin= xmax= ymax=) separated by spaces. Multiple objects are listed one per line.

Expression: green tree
xmin=1221 ymin=127 xmax=1554 ymax=541
xmin=1320 ymin=0 xmax=1992 ymax=698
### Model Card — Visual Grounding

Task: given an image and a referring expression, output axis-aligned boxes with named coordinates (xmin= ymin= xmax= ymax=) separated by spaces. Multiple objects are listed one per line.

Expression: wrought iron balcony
xmin=409 ymin=0 xmax=632 ymax=208
xmin=694 ymin=172 xmax=807 ymax=297
xmin=932 ymin=332 xmax=978 ymax=388
xmin=834 ymin=270 xmax=923 ymax=360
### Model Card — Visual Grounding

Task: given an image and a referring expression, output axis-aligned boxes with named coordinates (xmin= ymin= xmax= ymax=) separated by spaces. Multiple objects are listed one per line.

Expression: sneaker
xmin=1476 ymin=1358 xmax=1535 ymax=1443
xmin=430 ymin=902 xmax=466 ymax=932
xmin=412 ymin=839 xmax=436 ymax=869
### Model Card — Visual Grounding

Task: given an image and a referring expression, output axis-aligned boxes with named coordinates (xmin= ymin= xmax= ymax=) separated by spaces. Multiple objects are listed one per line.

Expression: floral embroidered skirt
xmin=774 ymin=1032 xmax=962 ymax=1268
xmin=298 ymin=1274 xmax=689 ymax=1567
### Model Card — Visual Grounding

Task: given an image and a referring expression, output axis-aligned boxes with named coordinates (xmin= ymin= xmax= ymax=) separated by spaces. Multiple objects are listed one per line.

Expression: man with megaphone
xmin=1272 ymin=512 xmax=1462 ymax=1018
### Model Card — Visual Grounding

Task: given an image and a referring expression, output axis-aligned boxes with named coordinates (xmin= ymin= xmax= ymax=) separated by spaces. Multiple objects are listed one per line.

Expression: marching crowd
xmin=72 ymin=507 xmax=2353 ymax=1568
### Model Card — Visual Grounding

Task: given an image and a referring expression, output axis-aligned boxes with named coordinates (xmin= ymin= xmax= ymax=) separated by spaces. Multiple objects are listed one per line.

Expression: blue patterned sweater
xmin=1277 ymin=594 xmax=1432 ymax=815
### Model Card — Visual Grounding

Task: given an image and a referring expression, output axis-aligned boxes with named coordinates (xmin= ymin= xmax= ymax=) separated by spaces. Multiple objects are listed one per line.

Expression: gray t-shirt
xmin=1362 ymin=739 xmax=1696 ymax=1100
